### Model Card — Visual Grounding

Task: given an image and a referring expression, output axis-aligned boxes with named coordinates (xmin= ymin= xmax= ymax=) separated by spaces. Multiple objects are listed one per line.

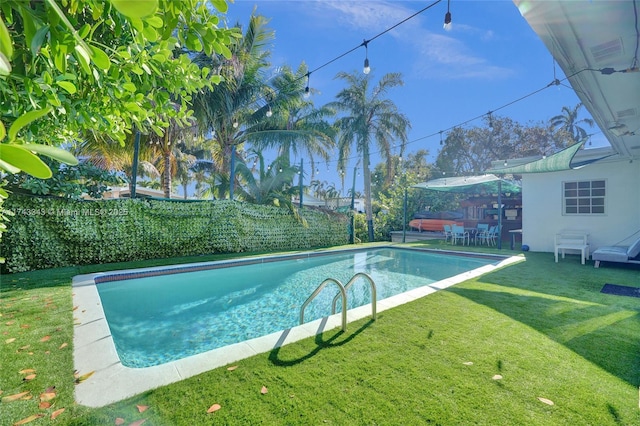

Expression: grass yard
xmin=1 ymin=242 xmax=640 ymax=425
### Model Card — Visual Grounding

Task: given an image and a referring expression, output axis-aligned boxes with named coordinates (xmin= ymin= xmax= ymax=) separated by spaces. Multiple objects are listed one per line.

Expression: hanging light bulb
xmin=488 ymin=111 xmax=493 ymax=129
xmin=266 ymin=106 xmax=272 ymax=117
xmin=439 ymin=130 xmax=443 ymax=145
xmin=304 ymin=72 xmax=311 ymax=98
xmin=444 ymin=0 xmax=452 ymax=31
xmin=362 ymin=40 xmax=371 ymax=75
xmin=232 ymin=118 xmax=239 ymax=129
xmin=503 ymin=160 xmax=508 ymax=167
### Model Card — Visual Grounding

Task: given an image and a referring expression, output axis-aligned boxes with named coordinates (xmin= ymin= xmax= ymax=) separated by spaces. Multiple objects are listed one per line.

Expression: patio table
xmin=509 ymin=229 xmax=522 ymax=250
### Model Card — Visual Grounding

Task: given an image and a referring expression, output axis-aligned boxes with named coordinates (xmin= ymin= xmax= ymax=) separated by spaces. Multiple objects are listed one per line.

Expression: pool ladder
xmin=299 ymin=272 xmax=377 ymax=331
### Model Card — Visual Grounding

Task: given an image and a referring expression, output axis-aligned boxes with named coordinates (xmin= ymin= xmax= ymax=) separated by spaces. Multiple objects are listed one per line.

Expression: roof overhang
xmin=514 ymin=0 xmax=640 ymax=160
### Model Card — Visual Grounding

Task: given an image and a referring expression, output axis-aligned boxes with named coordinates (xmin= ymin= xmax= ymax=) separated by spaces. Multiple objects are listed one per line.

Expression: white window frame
xmin=562 ymin=179 xmax=606 ymax=215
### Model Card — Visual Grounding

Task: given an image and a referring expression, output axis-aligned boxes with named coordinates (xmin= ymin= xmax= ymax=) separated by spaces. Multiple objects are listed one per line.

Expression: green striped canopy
xmin=412 ymin=174 xmax=521 ymax=194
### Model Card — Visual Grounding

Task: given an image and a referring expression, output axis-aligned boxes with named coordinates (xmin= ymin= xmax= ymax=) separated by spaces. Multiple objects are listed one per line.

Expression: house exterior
xmin=511 ymin=1 xmax=640 ymax=255
xmin=520 ymin=154 xmax=640 ymax=253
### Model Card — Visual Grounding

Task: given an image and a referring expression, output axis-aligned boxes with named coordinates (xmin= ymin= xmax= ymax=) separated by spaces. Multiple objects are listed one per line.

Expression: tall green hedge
xmin=0 ymin=196 xmax=349 ymax=273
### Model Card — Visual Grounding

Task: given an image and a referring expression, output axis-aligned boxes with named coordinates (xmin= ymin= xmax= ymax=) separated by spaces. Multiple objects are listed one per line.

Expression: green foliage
xmin=0 ymin=0 xmax=238 ymax=175
xmin=4 ymin=158 xmax=124 ymax=199
xmin=0 ymin=196 xmax=349 ymax=272
xmin=435 ymin=115 xmax=563 ymax=175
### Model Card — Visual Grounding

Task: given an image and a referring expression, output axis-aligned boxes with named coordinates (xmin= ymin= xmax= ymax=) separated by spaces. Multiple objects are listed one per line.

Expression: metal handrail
xmin=299 ymin=278 xmax=347 ymax=331
xmin=331 ymin=272 xmax=377 ymax=321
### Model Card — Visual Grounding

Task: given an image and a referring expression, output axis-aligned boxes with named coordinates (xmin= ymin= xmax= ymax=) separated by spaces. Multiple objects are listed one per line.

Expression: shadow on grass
xmin=268 ymin=318 xmax=375 ymax=367
xmin=446 ymin=251 xmax=640 ymax=387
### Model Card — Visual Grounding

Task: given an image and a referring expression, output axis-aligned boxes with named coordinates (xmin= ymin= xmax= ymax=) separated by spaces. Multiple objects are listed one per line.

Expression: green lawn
xmin=2 ymin=242 xmax=639 ymax=425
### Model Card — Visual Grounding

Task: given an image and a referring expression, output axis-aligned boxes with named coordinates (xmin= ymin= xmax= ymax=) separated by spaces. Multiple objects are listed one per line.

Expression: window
xmin=563 ymin=180 xmax=605 ymax=215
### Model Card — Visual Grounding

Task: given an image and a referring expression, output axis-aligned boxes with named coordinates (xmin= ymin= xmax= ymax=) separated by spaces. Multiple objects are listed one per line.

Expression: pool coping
xmin=72 ymin=246 xmax=524 ymax=407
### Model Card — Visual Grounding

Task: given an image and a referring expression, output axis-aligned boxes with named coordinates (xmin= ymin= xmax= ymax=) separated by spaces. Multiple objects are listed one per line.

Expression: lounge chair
xmin=592 ymin=236 xmax=640 ymax=268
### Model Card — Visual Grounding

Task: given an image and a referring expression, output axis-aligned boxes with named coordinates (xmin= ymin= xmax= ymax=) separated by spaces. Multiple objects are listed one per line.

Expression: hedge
xmin=0 ymin=196 xmax=350 ymax=273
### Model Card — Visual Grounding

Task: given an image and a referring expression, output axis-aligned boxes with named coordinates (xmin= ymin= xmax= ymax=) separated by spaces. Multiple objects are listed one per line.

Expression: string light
xmin=266 ymin=106 xmax=273 ymax=117
xmin=232 ymin=119 xmax=239 ymax=129
xmin=362 ymin=39 xmax=371 ymax=75
xmin=304 ymin=73 xmax=311 ymax=98
xmin=444 ymin=0 xmax=452 ymax=31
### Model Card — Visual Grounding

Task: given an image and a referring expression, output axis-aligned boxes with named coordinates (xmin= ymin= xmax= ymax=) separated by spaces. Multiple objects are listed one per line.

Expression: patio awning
xmin=485 ymin=141 xmax=612 ymax=174
xmin=412 ymin=174 xmax=521 ymax=195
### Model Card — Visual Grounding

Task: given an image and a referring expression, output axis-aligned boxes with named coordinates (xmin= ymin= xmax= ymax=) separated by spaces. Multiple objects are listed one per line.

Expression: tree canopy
xmin=0 ymin=0 xmax=238 ymax=182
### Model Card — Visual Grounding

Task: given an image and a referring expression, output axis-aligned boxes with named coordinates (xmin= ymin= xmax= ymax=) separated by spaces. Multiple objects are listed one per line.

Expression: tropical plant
xmin=192 ymin=13 xmax=274 ymax=199
xmin=550 ymin=103 xmax=595 ymax=144
xmin=328 ymin=71 xmax=411 ymax=242
xmin=77 ymin=132 xmax=160 ymax=192
xmin=0 ymin=0 xmax=237 ymax=179
xmin=247 ymin=64 xmax=336 ymax=177
xmin=234 ymin=151 xmax=305 ymax=224
xmin=3 ymin=158 xmax=124 ymax=199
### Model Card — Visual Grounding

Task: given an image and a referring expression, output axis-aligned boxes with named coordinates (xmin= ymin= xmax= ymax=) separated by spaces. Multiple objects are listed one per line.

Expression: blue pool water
xmin=97 ymin=248 xmax=497 ymax=367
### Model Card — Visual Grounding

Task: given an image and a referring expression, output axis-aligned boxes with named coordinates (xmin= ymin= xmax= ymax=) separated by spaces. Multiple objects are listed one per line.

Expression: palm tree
xmin=192 ymin=13 xmax=274 ymax=199
xmin=247 ymin=64 xmax=336 ymax=178
xmin=550 ymin=103 xmax=595 ymax=144
xmin=327 ymin=71 xmax=411 ymax=242
xmin=77 ymin=132 xmax=160 ymax=193
xmin=234 ymin=150 xmax=305 ymax=223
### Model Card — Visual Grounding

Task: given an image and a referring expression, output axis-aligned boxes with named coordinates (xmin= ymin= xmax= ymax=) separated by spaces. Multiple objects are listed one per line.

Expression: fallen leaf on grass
xmin=136 ymin=405 xmax=149 ymax=413
xmin=2 ymin=391 xmax=30 ymax=402
xmin=227 ymin=365 xmax=238 ymax=371
xmin=39 ymin=401 xmax=51 ymax=409
xmin=20 ymin=324 xmax=30 ymax=329
xmin=207 ymin=403 xmax=221 ymax=413
xmin=23 ymin=374 xmax=36 ymax=382
xmin=74 ymin=371 xmax=95 ymax=384
xmin=537 ymin=397 xmax=554 ymax=405
xmin=19 ymin=369 xmax=35 ymax=374
xmin=128 ymin=419 xmax=146 ymax=426
xmin=51 ymin=408 xmax=65 ymax=420
xmin=40 ymin=392 xmax=56 ymax=402
xmin=5 ymin=320 xmax=15 ymax=325
xmin=462 ymin=361 xmax=473 ymax=366
xmin=12 ymin=414 xmax=44 ymax=425
xmin=115 ymin=418 xmax=125 ymax=425
xmin=261 ymin=386 xmax=268 ymax=395
xmin=59 ymin=343 xmax=68 ymax=349
xmin=5 ymin=337 xmax=16 ymax=344
xmin=492 ymin=375 xmax=503 ymax=380
xmin=40 ymin=336 xmax=51 ymax=342
xmin=19 ymin=345 xmax=30 ymax=351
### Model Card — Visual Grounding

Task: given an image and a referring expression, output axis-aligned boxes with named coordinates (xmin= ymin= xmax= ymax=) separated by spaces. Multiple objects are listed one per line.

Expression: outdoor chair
xmin=443 ymin=224 xmax=453 ymax=243
xmin=489 ymin=225 xmax=502 ymax=246
xmin=592 ymin=235 xmax=640 ymax=268
xmin=475 ymin=223 xmax=489 ymax=245
xmin=477 ymin=226 xmax=495 ymax=246
xmin=451 ymin=225 xmax=469 ymax=245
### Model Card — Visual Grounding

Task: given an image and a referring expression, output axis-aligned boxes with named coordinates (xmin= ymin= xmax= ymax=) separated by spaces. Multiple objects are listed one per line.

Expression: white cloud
xmin=301 ymin=1 xmax=514 ymax=80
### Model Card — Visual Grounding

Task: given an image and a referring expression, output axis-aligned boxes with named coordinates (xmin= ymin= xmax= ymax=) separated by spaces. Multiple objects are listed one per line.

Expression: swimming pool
xmin=72 ymin=246 xmax=522 ymax=407
xmin=96 ymin=247 xmax=497 ymax=368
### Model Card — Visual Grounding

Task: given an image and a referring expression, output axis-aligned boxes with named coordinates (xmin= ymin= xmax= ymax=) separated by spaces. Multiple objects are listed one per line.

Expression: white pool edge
xmin=72 ymin=249 xmax=524 ymax=407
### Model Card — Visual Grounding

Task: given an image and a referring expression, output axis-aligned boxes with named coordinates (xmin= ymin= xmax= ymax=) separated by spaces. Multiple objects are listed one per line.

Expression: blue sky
xmin=223 ymin=0 xmax=608 ymax=194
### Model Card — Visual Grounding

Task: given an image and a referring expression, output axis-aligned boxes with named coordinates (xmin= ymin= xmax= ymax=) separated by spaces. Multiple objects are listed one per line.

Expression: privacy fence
xmin=1 ymin=196 xmax=350 ymax=273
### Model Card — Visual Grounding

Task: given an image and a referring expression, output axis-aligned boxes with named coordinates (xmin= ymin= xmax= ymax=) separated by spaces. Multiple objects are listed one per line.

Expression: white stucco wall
xmin=521 ymin=158 xmax=640 ymax=253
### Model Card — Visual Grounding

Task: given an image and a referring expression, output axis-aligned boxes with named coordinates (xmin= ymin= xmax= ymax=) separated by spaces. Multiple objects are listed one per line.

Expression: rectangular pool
xmin=96 ymin=247 xmax=497 ymax=368
xmin=72 ymin=246 xmax=522 ymax=407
